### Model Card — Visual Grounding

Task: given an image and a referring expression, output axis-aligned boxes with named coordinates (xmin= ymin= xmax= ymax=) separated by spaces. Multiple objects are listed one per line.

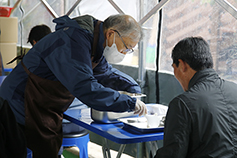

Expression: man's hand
xmin=134 ymin=99 xmax=147 ymax=116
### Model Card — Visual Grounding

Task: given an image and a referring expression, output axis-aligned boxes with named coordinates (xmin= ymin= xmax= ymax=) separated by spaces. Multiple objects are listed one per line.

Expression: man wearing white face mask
xmin=0 ymin=14 xmax=147 ymax=157
xmin=103 ymin=32 xmax=126 ymax=63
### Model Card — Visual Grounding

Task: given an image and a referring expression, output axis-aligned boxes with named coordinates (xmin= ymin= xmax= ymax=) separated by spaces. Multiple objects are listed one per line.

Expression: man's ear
xmin=105 ymin=29 xmax=114 ymax=39
xmin=178 ymin=59 xmax=188 ymax=73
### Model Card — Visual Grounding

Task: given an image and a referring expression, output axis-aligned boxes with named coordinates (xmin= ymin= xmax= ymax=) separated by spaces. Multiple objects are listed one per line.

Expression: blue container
xmin=27 ymin=148 xmax=32 ymax=158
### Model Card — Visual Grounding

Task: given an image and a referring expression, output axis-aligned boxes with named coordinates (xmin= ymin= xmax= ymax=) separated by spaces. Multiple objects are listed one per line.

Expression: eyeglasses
xmin=112 ymin=30 xmax=134 ymax=54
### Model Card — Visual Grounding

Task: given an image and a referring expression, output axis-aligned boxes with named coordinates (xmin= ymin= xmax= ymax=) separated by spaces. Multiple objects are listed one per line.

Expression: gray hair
xmin=103 ymin=14 xmax=142 ymax=42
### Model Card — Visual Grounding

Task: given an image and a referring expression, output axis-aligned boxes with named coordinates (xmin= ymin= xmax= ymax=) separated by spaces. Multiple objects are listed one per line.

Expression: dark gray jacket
xmin=155 ymin=69 xmax=237 ymax=158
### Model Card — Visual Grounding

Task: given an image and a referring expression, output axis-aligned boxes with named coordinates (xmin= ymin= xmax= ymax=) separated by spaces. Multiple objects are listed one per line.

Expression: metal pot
xmin=91 ymin=91 xmax=146 ymax=123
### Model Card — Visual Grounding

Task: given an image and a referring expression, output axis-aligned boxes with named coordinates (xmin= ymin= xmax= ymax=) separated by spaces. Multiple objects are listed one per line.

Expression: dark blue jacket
xmin=0 ymin=15 xmax=139 ymax=125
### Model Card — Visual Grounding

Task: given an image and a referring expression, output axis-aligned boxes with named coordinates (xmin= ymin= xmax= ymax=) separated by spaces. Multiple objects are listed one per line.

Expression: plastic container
xmin=0 ymin=6 xmax=13 ymax=17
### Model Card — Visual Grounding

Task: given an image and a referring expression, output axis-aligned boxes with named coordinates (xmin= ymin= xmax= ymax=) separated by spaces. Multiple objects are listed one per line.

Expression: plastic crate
xmin=0 ymin=6 xmax=13 ymax=17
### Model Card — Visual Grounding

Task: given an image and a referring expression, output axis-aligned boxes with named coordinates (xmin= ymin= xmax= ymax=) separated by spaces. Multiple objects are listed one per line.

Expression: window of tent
xmin=159 ymin=0 xmax=237 ymax=84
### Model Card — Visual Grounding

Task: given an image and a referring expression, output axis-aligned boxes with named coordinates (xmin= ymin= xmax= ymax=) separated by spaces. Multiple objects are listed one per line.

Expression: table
xmin=63 ymin=108 xmax=164 ymax=158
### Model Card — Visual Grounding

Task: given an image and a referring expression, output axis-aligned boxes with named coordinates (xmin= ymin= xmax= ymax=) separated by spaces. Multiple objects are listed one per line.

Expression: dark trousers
xmin=0 ymin=98 xmax=27 ymax=158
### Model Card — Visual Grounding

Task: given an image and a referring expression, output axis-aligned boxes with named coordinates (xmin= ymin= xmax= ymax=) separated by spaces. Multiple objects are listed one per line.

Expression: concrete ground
xmin=63 ymin=141 xmax=133 ymax=158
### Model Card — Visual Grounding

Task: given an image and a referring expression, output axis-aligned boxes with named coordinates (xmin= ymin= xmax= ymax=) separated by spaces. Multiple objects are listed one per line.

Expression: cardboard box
xmin=0 ymin=43 xmax=16 ymax=68
xmin=0 ymin=17 xmax=18 ymax=43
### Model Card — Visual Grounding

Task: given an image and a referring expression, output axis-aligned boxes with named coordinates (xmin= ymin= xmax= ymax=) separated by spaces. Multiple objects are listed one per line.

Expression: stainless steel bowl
xmin=91 ymin=91 xmax=146 ymax=123
xmin=91 ymin=109 xmax=135 ymax=123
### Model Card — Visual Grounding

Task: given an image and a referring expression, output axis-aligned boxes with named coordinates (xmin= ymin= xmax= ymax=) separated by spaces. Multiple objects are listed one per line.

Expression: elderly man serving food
xmin=0 ymin=14 xmax=147 ymax=158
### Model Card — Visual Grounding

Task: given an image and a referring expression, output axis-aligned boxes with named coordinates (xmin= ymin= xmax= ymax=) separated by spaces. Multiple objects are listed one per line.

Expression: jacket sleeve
xmin=93 ymin=58 xmax=141 ymax=93
xmin=41 ymin=28 xmax=136 ymax=112
xmin=155 ymin=97 xmax=191 ymax=158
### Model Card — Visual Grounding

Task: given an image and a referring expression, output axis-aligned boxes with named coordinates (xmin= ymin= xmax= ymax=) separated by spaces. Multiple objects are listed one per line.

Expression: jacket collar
xmin=188 ymin=68 xmax=218 ymax=90
xmin=93 ymin=20 xmax=105 ymax=63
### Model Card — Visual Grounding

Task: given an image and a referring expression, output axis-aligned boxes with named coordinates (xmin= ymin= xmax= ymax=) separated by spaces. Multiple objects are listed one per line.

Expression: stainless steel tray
xmin=119 ymin=117 xmax=164 ymax=133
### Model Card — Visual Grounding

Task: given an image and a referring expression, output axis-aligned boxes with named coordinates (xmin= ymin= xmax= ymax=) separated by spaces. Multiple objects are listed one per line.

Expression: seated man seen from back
xmin=155 ymin=37 xmax=237 ymax=158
